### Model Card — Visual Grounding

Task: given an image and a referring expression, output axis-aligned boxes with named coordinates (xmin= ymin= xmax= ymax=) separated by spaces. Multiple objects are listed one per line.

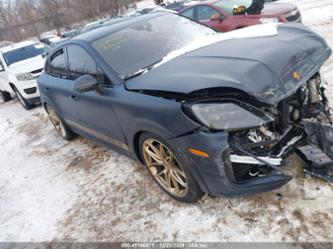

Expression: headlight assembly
xmin=191 ymin=103 xmax=273 ymax=131
xmin=16 ymin=73 xmax=35 ymax=81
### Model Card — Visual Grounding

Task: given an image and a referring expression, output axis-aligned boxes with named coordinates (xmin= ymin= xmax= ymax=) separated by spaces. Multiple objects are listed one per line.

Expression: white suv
xmin=0 ymin=41 xmax=49 ymax=109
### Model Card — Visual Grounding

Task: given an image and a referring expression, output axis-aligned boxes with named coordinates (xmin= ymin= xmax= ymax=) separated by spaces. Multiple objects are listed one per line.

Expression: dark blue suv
xmin=38 ymin=12 xmax=333 ymax=202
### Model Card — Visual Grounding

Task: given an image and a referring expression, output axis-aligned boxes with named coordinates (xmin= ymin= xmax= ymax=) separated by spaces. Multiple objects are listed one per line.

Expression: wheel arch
xmin=132 ymin=129 xmax=210 ymax=196
xmin=131 ymin=128 xmax=173 ymax=163
xmin=133 ymin=131 xmax=145 ymax=163
xmin=8 ymin=82 xmax=16 ymax=92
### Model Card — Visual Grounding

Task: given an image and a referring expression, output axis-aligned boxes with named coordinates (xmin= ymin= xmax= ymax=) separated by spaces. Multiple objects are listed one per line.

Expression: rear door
xmin=40 ymin=47 xmax=80 ymax=123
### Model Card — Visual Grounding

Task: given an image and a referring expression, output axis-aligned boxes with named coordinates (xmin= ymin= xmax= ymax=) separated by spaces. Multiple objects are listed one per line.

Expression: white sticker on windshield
xmin=34 ymin=44 xmax=44 ymax=49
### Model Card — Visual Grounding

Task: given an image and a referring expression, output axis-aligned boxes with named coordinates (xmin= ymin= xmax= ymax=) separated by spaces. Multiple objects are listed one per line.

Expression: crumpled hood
xmin=126 ymin=23 xmax=331 ymax=106
xmin=7 ymin=55 xmax=45 ymax=74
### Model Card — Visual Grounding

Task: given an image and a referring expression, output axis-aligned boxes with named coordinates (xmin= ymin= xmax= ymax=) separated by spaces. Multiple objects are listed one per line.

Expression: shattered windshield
xmin=92 ymin=13 xmax=215 ymax=78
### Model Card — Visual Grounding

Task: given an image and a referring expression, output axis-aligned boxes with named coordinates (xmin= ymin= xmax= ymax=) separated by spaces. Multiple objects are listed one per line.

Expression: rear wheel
xmin=45 ymin=104 xmax=77 ymax=141
xmin=139 ymin=132 xmax=203 ymax=203
xmin=0 ymin=90 xmax=12 ymax=102
xmin=13 ymin=87 xmax=34 ymax=110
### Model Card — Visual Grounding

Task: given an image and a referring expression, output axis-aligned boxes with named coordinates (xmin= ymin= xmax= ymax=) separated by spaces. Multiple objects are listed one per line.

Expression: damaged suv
xmin=38 ymin=12 xmax=332 ymax=202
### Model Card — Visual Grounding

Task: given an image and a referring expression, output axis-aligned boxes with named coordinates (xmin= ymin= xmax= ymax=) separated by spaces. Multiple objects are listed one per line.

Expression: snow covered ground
xmin=0 ymin=0 xmax=333 ymax=242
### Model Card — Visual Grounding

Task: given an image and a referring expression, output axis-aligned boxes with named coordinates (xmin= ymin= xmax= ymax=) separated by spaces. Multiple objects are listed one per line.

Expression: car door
xmin=41 ymin=47 xmax=81 ymax=123
xmin=66 ymin=45 xmax=127 ymax=151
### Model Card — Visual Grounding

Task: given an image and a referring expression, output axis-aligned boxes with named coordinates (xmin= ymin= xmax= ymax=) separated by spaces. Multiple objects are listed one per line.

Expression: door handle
xmin=70 ymin=95 xmax=79 ymax=101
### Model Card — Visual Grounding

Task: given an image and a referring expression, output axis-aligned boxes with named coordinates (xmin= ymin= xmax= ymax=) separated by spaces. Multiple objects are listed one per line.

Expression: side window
xmin=67 ymin=45 xmax=111 ymax=85
xmin=180 ymin=7 xmax=194 ymax=19
xmin=47 ymin=49 xmax=67 ymax=78
xmin=197 ymin=6 xmax=219 ymax=21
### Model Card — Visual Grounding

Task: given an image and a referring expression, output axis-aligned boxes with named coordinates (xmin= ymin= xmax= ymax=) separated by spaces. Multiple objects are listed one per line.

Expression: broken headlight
xmin=191 ymin=103 xmax=274 ymax=131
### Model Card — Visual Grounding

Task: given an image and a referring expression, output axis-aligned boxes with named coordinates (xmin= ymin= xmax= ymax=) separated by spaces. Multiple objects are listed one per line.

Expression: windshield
xmin=3 ymin=43 xmax=49 ymax=66
xmin=92 ymin=13 xmax=215 ymax=78
xmin=213 ymin=0 xmax=253 ymax=14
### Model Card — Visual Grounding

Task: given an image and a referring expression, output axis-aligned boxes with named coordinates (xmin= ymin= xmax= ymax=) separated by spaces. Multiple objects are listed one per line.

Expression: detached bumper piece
xmin=298 ymin=121 xmax=333 ymax=183
xmin=296 ymin=145 xmax=333 ymax=183
xmin=229 ymin=120 xmax=333 ymax=185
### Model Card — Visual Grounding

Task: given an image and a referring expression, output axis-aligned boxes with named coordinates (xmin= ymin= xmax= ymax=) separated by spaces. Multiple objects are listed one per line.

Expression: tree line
xmin=0 ymin=0 xmax=139 ymax=42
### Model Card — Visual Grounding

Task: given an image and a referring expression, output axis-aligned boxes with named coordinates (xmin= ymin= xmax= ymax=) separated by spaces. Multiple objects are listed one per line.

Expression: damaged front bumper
xmin=171 ymin=131 xmax=293 ymax=197
xmin=172 ymin=120 xmax=333 ymax=197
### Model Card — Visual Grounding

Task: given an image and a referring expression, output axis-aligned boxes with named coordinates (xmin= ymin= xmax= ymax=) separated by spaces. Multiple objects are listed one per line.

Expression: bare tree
xmin=0 ymin=0 xmax=140 ymax=41
xmin=16 ymin=0 xmax=41 ymax=38
xmin=38 ymin=0 xmax=65 ymax=35
xmin=0 ymin=0 xmax=21 ymax=41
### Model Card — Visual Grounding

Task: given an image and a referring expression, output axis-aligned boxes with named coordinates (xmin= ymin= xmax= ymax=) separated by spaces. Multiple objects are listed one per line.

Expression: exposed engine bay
xmin=229 ymin=73 xmax=333 ymax=183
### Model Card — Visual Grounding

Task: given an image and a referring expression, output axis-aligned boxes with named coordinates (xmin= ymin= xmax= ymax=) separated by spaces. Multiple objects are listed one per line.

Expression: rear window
xmin=3 ymin=43 xmax=49 ymax=66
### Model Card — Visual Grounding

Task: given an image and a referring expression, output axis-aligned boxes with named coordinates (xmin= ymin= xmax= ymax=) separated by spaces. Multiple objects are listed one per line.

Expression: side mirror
xmin=73 ymin=74 xmax=98 ymax=93
xmin=210 ymin=13 xmax=222 ymax=21
xmin=0 ymin=62 xmax=4 ymax=72
xmin=42 ymin=51 xmax=49 ymax=58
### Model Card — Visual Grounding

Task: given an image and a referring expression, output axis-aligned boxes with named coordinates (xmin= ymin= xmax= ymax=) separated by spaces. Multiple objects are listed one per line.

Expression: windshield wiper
xmin=121 ymin=59 xmax=162 ymax=80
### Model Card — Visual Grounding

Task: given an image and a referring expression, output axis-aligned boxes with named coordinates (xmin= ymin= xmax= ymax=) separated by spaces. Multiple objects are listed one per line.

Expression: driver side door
xmin=66 ymin=45 xmax=127 ymax=152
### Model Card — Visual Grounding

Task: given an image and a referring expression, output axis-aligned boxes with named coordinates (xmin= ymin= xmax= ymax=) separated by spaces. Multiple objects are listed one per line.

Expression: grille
xmin=24 ymin=87 xmax=37 ymax=94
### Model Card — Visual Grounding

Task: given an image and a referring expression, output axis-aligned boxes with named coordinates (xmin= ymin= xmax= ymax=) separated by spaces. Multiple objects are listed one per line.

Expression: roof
xmin=72 ymin=12 xmax=170 ymax=43
xmin=0 ymin=40 xmax=38 ymax=53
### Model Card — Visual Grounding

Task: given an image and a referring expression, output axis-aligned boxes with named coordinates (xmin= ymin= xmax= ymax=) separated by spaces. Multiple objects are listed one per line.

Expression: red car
xmin=179 ymin=0 xmax=302 ymax=32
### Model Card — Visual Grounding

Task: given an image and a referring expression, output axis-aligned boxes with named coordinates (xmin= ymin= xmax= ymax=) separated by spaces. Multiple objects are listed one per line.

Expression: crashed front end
xmin=126 ymin=22 xmax=333 ymax=197
xmin=174 ymin=72 xmax=333 ymax=197
xmin=227 ymin=72 xmax=333 ymax=184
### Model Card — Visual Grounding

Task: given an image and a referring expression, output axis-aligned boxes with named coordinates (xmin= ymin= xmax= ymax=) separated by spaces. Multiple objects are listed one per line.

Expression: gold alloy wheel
xmin=47 ymin=107 xmax=66 ymax=137
xmin=142 ymin=139 xmax=189 ymax=197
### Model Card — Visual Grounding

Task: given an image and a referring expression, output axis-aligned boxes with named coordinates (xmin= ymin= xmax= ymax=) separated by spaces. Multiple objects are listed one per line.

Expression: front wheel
xmin=45 ymin=104 xmax=77 ymax=141
xmin=13 ymin=87 xmax=34 ymax=110
xmin=139 ymin=132 xmax=203 ymax=203
xmin=0 ymin=90 xmax=12 ymax=102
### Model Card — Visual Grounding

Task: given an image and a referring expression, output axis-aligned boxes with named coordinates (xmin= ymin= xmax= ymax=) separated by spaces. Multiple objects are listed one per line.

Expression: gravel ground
xmin=0 ymin=0 xmax=333 ymax=242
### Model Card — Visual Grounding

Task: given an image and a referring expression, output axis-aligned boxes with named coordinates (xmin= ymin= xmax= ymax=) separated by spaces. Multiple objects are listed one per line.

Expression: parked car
xmin=61 ymin=29 xmax=80 ymax=39
xmin=0 ymin=41 xmax=49 ymax=109
xmin=179 ymin=0 xmax=301 ymax=32
xmin=126 ymin=7 xmax=156 ymax=17
xmin=155 ymin=0 xmax=200 ymax=11
xmin=80 ymin=18 xmax=111 ymax=34
xmin=40 ymin=35 xmax=62 ymax=46
xmin=38 ymin=12 xmax=332 ymax=202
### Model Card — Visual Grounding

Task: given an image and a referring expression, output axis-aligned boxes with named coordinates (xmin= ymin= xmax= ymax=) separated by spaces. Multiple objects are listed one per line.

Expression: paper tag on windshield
xmin=34 ymin=44 xmax=44 ymax=49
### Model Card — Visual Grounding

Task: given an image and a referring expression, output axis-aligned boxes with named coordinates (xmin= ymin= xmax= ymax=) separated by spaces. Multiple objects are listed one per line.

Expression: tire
xmin=139 ymin=132 xmax=203 ymax=203
xmin=0 ymin=90 xmax=12 ymax=102
xmin=13 ymin=86 xmax=34 ymax=110
xmin=45 ymin=103 xmax=77 ymax=141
